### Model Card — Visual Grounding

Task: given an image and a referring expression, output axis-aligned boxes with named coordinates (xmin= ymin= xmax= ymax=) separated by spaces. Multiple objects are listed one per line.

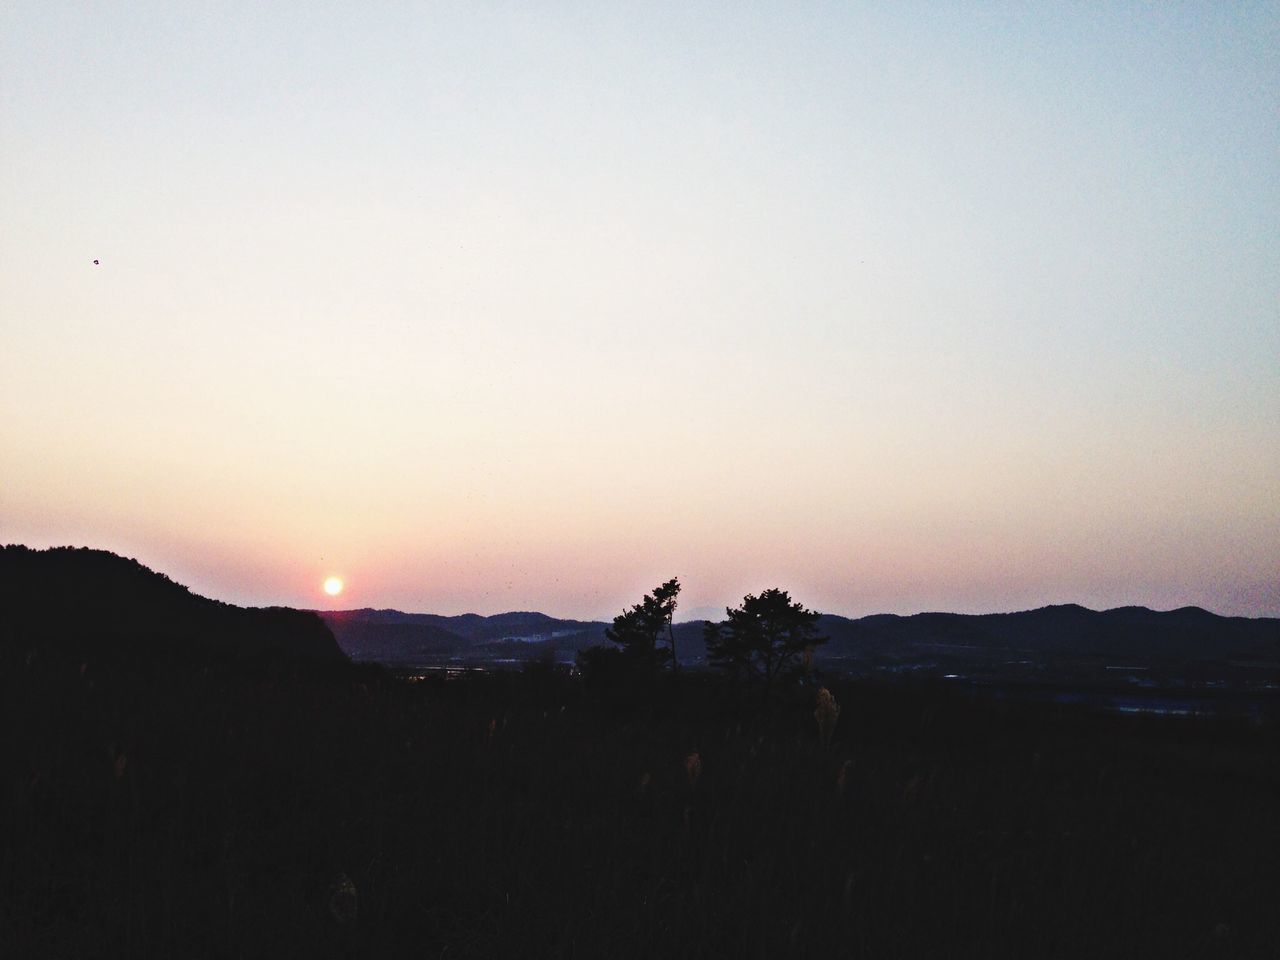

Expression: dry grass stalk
xmin=684 ymin=751 xmax=702 ymax=790
xmin=815 ymin=687 xmax=840 ymax=747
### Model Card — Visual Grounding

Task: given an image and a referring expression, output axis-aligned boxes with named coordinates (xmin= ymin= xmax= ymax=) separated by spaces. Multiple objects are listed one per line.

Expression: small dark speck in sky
xmin=92 ymin=259 xmax=99 ymax=265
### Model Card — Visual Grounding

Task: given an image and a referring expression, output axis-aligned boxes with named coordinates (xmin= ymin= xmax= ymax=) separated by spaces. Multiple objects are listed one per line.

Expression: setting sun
xmin=323 ymin=576 xmax=344 ymax=597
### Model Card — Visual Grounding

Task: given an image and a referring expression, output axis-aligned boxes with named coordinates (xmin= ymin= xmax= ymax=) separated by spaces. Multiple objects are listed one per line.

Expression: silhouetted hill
xmin=671 ymin=620 xmax=712 ymax=661
xmin=439 ymin=610 xmax=607 ymax=643
xmin=321 ymin=608 xmax=611 ymax=663
xmin=0 ymin=545 xmax=345 ymax=663
xmin=320 ymin=610 xmax=466 ymax=664
xmin=322 ymin=602 xmax=1280 ymax=671
xmin=814 ymin=604 xmax=1280 ymax=663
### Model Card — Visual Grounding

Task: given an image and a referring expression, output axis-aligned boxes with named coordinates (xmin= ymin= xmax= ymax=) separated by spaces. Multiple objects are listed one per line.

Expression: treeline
xmin=577 ymin=577 xmax=828 ymax=700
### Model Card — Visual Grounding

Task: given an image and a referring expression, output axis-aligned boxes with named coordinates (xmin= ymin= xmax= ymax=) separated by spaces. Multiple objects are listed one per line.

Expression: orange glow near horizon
xmin=323 ymin=576 xmax=344 ymax=597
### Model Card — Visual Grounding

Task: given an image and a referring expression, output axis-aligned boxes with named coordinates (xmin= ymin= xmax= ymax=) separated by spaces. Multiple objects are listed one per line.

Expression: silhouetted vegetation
xmin=5 ymin=548 xmax=1280 ymax=958
xmin=705 ymin=588 xmax=826 ymax=698
xmin=575 ymin=579 xmax=683 ymax=702
xmin=604 ymin=577 xmax=681 ymax=672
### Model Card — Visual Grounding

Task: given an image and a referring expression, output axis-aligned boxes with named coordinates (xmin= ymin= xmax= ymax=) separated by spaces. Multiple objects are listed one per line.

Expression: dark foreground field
xmin=4 ymin=648 xmax=1279 ymax=959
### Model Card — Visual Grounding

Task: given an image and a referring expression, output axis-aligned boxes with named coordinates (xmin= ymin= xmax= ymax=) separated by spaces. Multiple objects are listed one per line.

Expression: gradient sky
xmin=3 ymin=2 xmax=1277 ymax=619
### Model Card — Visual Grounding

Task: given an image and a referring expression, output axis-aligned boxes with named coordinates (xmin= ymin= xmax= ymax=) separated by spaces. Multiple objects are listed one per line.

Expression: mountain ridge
xmin=5 ymin=545 xmax=1276 ymax=671
xmin=321 ymin=602 xmax=1280 ymax=668
xmin=1 ymin=545 xmax=346 ymax=663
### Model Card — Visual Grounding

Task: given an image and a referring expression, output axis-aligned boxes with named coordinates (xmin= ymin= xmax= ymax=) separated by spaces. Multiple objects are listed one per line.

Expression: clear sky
xmin=3 ymin=2 xmax=1277 ymax=619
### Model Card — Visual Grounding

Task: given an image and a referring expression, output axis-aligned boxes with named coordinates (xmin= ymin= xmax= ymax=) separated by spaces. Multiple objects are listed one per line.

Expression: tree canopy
xmin=604 ymin=577 xmax=681 ymax=674
xmin=704 ymin=588 xmax=825 ymax=692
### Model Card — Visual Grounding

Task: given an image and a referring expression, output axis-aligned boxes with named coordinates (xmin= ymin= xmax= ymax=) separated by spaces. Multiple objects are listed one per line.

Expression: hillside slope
xmin=816 ymin=604 xmax=1280 ymax=663
xmin=0 ymin=545 xmax=345 ymax=663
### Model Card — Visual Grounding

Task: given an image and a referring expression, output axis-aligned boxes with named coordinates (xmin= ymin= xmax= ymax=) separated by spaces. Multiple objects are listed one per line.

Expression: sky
xmin=2 ymin=2 xmax=1277 ymax=620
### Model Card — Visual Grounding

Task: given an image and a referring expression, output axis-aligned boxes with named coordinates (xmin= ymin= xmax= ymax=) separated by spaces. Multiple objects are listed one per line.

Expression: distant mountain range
xmin=1 ymin=545 xmax=344 ymax=662
xmin=322 ymin=603 xmax=1280 ymax=670
xmin=319 ymin=608 xmax=612 ymax=665
xmin=4 ymin=546 xmax=1277 ymax=674
xmin=813 ymin=605 xmax=1280 ymax=665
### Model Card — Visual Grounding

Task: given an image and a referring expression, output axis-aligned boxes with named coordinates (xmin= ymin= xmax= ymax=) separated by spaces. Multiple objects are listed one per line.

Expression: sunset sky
xmin=2 ymin=3 xmax=1277 ymax=620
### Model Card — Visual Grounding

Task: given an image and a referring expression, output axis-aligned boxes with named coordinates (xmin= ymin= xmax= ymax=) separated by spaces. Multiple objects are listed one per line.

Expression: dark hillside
xmin=444 ymin=610 xmax=604 ymax=641
xmin=817 ymin=604 xmax=1280 ymax=662
xmin=319 ymin=613 xmax=465 ymax=665
xmin=323 ymin=603 xmax=1280 ymax=673
xmin=322 ymin=608 xmax=611 ymax=663
xmin=0 ymin=545 xmax=345 ymax=663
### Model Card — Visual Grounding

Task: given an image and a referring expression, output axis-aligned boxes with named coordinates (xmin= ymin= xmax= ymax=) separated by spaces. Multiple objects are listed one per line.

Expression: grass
xmin=3 ymin=645 xmax=1279 ymax=958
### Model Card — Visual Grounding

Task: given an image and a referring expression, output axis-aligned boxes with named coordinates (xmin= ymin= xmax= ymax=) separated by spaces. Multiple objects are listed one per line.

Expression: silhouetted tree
xmin=605 ymin=577 xmax=682 ymax=675
xmin=705 ymin=588 xmax=825 ymax=697
xmin=654 ymin=577 xmax=681 ymax=674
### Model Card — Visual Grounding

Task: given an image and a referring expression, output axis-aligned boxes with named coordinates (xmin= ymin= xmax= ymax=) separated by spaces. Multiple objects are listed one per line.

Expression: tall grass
xmin=3 ymin=647 xmax=1278 ymax=958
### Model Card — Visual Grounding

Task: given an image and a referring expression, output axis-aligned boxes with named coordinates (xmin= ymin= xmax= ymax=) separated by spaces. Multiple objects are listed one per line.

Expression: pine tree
xmin=705 ymin=588 xmax=825 ymax=696
xmin=605 ymin=577 xmax=681 ymax=674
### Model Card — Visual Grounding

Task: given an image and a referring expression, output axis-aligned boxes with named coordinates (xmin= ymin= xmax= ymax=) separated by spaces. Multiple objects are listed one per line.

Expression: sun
xmin=323 ymin=576 xmax=344 ymax=597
